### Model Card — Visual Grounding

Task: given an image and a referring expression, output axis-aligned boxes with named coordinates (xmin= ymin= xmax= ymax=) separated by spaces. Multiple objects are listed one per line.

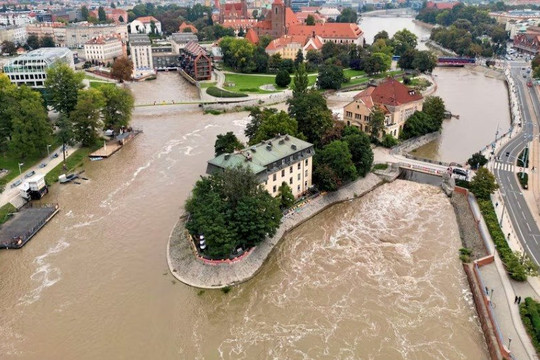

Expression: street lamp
xmin=508 ymin=337 xmax=512 ymax=350
xmin=18 ymin=162 xmax=24 ymax=175
xmin=47 ymin=144 xmax=51 ymax=157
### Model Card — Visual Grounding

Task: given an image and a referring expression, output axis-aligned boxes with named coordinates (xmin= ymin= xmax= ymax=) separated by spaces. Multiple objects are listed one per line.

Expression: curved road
xmin=495 ymin=62 xmax=540 ymax=264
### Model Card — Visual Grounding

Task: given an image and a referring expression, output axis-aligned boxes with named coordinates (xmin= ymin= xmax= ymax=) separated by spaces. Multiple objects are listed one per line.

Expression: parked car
xmin=11 ymin=179 xmax=22 ymax=188
xmin=39 ymin=163 xmax=47 ymax=168
xmin=25 ymin=170 xmax=35 ymax=178
xmin=51 ymin=153 xmax=59 ymax=159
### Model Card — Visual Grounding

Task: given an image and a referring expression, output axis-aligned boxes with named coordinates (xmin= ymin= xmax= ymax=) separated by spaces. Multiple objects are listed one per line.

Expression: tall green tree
xmin=98 ymin=6 xmax=107 ymax=22
xmin=336 ymin=8 xmax=357 ymax=23
xmin=317 ymin=64 xmax=346 ymax=90
xmin=275 ymin=69 xmax=291 ymax=87
xmin=391 ymin=29 xmax=418 ymax=56
xmin=45 ymin=64 xmax=84 ymax=115
xmin=70 ymin=89 xmax=105 ymax=146
xmin=185 ymin=167 xmax=282 ymax=259
xmin=288 ymin=90 xmax=333 ymax=146
xmin=278 ymin=182 xmax=295 ymax=208
xmin=373 ymin=30 xmax=389 ymax=42
xmin=26 ymin=34 xmax=39 ymax=49
xmin=245 ymin=107 xmax=277 ymax=142
xmin=100 ymin=86 xmax=135 ymax=131
xmin=81 ymin=5 xmax=89 ymax=21
xmin=470 ymin=167 xmax=498 ymax=200
xmin=250 ymin=111 xmax=299 ymax=145
xmin=40 ymin=36 xmax=55 ymax=47
xmin=398 ymin=48 xmax=417 ymax=70
xmin=315 ymin=140 xmax=357 ymax=186
xmin=10 ymin=87 xmax=52 ymax=159
xmin=306 ymin=14 xmax=315 ymax=25
xmin=0 ymin=75 xmax=18 ymax=153
xmin=422 ymin=96 xmax=446 ymax=128
xmin=294 ymin=49 xmax=304 ymax=68
xmin=343 ymin=131 xmax=373 ymax=177
xmin=412 ymin=50 xmax=437 ymax=73
xmin=56 ymin=114 xmax=75 ymax=163
xmin=292 ymin=63 xmax=309 ymax=97
xmin=1 ymin=40 xmax=16 ymax=55
xmin=364 ymin=52 xmax=391 ymax=75
xmin=369 ymin=106 xmax=386 ymax=140
xmin=467 ymin=152 xmax=488 ymax=170
xmin=214 ymin=132 xmax=244 ymax=156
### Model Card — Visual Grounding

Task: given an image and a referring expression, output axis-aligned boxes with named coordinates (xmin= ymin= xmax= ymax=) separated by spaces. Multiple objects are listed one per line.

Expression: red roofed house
xmin=219 ymin=0 xmax=248 ymax=23
xmin=221 ymin=18 xmax=257 ymax=31
xmin=179 ymin=41 xmax=213 ymax=81
xmin=245 ymin=28 xmax=259 ymax=44
xmin=265 ymin=34 xmax=323 ymax=59
xmin=295 ymin=11 xmax=326 ymax=24
xmin=342 ymin=78 xmax=424 ymax=138
xmin=425 ymin=1 xmax=461 ymax=10
xmin=288 ymin=23 xmax=364 ymax=45
xmin=513 ymin=30 xmax=540 ymax=55
xmin=179 ymin=22 xmax=198 ymax=34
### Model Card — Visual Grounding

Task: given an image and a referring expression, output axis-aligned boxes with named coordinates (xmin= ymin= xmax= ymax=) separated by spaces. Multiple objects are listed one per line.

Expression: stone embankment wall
xmin=390 ymin=131 xmax=440 ymax=155
xmin=167 ymin=173 xmax=385 ymax=289
xmin=453 ymin=186 xmax=511 ymax=360
xmin=202 ymin=91 xmax=292 ymax=112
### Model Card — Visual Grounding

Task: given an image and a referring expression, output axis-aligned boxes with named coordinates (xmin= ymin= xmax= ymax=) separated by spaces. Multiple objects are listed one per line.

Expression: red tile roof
xmin=245 ymin=28 xmax=259 ymax=44
xmin=266 ymin=35 xmax=309 ymax=50
xmin=288 ymin=23 xmax=363 ymax=40
xmin=179 ymin=22 xmax=198 ymax=34
xmin=354 ymin=78 xmax=423 ymax=107
xmin=135 ymin=16 xmax=159 ymax=24
xmin=183 ymin=41 xmax=208 ymax=57
xmin=285 ymin=7 xmax=300 ymax=27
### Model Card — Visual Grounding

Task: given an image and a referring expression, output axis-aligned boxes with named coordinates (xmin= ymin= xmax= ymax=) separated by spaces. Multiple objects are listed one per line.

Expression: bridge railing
xmin=398 ymin=162 xmax=447 ymax=176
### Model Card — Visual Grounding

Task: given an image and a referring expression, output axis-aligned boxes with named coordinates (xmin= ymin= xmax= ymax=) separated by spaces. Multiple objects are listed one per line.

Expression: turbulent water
xmin=0 ymin=74 xmax=488 ymax=359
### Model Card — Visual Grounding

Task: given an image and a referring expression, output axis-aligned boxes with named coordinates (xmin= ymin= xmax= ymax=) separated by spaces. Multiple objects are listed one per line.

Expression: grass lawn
xmin=0 ymin=137 xmax=62 ymax=190
xmin=0 ymin=203 xmax=17 ymax=225
xmin=89 ymin=81 xmax=116 ymax=89
xmin=343 ymin=69 xmax=366 ymax=78
xmin=199 ymin=81 xmax=216 ymax=89
xmin=44 ymin=146 xmax=98 ymax=186
xmin=224 ymin=73 xmax=277 ymax=93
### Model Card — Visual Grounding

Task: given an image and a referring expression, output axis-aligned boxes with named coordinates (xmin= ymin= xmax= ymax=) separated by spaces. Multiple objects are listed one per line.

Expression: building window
xmin=297 ymin=173 xmax=300 ymax=180
xmin=273 ymin=185 xmax=276 ymax=193
xmin=289 ymin=177 xmax=293 ymax=185
xmin=305 ymin=181 xmax=308 ymax=187
xmin=297 ymin=185 xmax=301 ymax=192
xmin=290 ymin=166 xmax=293 ymax=173
xmin=305 ymin=170 xmax=308 ymax=177
xmin=297 ymin=163 xmax=301 ymax=170
xmin=345 ymin=111 xmax=353 ymax=118
xmin=281 ymin=169 xmax=285 ymax=177
xmin=355 ymin=113 xmax=361 ymax=120
xmin=273 ymin=173 xmax=276 ymax=181
xmin=305 ymin=159 xmax=308 ymax=166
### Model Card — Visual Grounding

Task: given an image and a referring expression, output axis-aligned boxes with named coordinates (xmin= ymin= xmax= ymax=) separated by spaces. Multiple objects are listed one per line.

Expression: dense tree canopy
xmin=70 ymin=89 xmax=105 ymax=146
xmin=100 ymin=86 xmax=135 ymax=131
xmin=392 ymin=29 xmax=418 ymax=56
xmin=214 ymin=132 xmax=244 ymax=156
xmin=343 ymin=128 xmax=373 ymax=177
xmin=111 ymin=57 xmax=133 ymax=82
xmin=336 ymin=8 xmax=357 ymax=23
xmin=470 ymin=167 xmax=498 ymax=200
xmin=314 ymin=141 xmax=357 ymax=191
xmin=288 ymin=90 xmax=333 ymax=146
xmin=317 ymin=64 xmax=346 ymax=90
xmin=185 ymin=167 xmax=282 ymax=259
xmin=467 ymin=152 xmax=488 ymax=170
xmin=250 ymin=111 xmax=299 ymax=145
xmin=45 ymin=64 xmax=84 ymax=115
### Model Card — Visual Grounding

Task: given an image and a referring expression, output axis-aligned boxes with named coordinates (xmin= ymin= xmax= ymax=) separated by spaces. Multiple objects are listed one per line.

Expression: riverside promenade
xmin=167 ymin=173 xmax=385 ymax=289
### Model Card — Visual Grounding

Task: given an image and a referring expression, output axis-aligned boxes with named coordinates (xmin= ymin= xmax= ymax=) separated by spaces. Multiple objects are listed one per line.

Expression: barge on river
xmin=0 ymin=204 xmax=59 ymax=249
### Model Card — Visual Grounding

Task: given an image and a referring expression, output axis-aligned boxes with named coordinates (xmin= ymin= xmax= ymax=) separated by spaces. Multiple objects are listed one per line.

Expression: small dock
xmin=0 ymin=204 xmax=59 ymax=249
xmin=89 ymin=130 xmax=142 ymax=159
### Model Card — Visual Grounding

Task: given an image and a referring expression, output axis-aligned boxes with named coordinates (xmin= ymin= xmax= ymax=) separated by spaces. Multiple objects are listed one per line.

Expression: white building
xmin=2 ymin=47 xmax=74 ymax=88
xmin=84 ymin=36 xmax=123 ymax=63
xmin=129 ymin=34 xmax=154 ymax=78
xmin=128 ymin=16 xmax=162 ymax=35
xmin=207 ymin=134 xmax=314 ymax=199
xmin=0 ymin=25 xmax=27 ymax=45
xmin=0 ymin=12 xmax=34 ymax=27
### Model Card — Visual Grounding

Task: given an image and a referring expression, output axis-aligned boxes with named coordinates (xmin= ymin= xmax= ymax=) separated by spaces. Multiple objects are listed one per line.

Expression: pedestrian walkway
xmin=493 ymin=162 xmax=518 ymax=172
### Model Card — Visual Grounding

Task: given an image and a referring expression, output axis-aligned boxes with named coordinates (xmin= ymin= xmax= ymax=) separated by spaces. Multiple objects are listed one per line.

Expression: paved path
xmin=167 ymin=173 xmax=384 ymax=289
xmin=0 ymin=145 xmax=76 ymax=208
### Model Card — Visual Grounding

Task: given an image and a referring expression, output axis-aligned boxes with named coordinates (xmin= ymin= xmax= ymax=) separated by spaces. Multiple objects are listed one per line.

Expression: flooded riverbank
xmin=0 ymin=67 xmax=489 ymax=359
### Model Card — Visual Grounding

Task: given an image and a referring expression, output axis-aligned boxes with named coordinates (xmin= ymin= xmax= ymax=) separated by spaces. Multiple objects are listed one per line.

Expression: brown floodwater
xmin=0 ymin=74 xmax=488 ymax=359
xmin=412 ymin=67 xmax=511 ymax=163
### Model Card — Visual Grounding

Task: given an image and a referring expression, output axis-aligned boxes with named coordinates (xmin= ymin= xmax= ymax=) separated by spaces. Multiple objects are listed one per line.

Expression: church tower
xmin=271 ymin=0 xmax=286 ymax=38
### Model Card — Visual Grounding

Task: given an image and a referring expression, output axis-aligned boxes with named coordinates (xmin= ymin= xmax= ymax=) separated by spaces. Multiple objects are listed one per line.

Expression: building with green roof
xmin=207 ymin=134 xmax=314 ymax=198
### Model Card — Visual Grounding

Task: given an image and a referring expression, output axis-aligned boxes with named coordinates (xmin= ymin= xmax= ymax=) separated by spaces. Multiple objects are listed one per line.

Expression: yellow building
xmin=265 ymin=34 xmax=323 ymax=60
xmin=343 ymin=78 xmax=424 ymax=139
xmin=207 ymin=134 xmax=314 ymax=198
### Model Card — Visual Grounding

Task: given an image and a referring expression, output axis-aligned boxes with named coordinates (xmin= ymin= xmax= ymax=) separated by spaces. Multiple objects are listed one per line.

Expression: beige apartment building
xmin=84 ymin=36 xmax=124 ymax=63
xmin=343 ymin=78 xmax=424 ymax=139
xmin=207 ymin=134 xmax=314 ymax=199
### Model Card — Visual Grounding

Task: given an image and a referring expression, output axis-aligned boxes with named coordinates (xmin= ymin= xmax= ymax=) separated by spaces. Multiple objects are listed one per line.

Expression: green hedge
xmin=206 ymin=86 xmax=248 ymax=98
xmin=521 ymin=297 xmax=540 ymax=355
xmin=477 ymin=199 xmax=528 ymax=281
xmin=0 ymin=203 xmax=16 ymax=225
xmin=518 ymin=172 xmax=529 ymax=190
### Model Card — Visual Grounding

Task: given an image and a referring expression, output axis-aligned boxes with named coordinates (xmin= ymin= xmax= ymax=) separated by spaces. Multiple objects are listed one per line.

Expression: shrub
xmin=275 ymin=69 xmax=291 ymax=88
xmin=518 ymin=172 xmax=529 ymax=189
xmin=381 ymin=134 xmax=398 ymax=148
xmin=206 ymin=86 xmax=248 ymax=98
xmin=372 ymin=163 xmax=388 ymax=171
xmin=477 ymin=199 xmax=529 ymax=281
xmin=520 ymin=297 xmax=540 ymax=354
